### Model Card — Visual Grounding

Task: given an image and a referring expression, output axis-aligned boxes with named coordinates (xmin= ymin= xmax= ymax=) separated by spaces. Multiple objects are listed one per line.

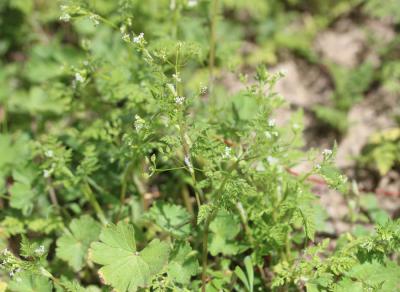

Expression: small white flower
xmin=293 ymin=123 xmax=300 ymax=130
xmin=35 ymin=245 xmax=45 ymax=255
xmin=9 ymin=271 xmax=14 ymax=277
xmin=134 ymin=115 xmax=145 ymax=132
xmin=280 ymin=69 xmax=288 ymax=76
xmin=172 ymin=73 xmax=181 ymax=82
xmin=122 ymin=33 xmax=130 ymax=42
xmin=89 ymin=14 xmax=100 ymax=26
xmin=315 ymin=164 xmax=321 ymax=170
xmin=2 ymin=248 xmax=9 ymax=256
xmin=45 ymin=150 xmax=54 ymax=158
xmin=43 ymin=169 xmax=51 ymax=178
xmin=133 ymin=32 xmax=144 ymax=44
xmin=188 ymin=0 xmax=198 ymax=7
xmin=75 ymin=72 xmax=85 ymax=83
xmin=222 ymin=147 xmax=231 ymax=159
xmin=268 ymin=119 xmax=276 ymax=127
xmin=322 ymin=149 xmax=332 ymax=156
xmin=264 ymin=131 xmax=272 ymax=139
xmin=175 ymin=96 xmax=185 ymax=105
xmin=184 ymin=156 xmax=193 ymax=173
xmin=267 ymin=156 xmax=278 ymax=165
xmin=59 ymin=13 xmax=71 ymax=22
xmin=200 ymin=86 xmax=208 ymax=95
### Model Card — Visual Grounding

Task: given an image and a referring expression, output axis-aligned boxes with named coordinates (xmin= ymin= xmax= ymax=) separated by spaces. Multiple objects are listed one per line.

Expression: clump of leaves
xmin=0 ymin=1 xmax=399 ymax=292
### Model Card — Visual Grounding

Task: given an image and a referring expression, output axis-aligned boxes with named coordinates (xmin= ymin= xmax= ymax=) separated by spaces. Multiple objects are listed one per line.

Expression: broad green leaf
xmin=209 ymin=210 xmax=241 ymax=256
xmin=9 ymin=182 xmax=35 ymax=214
xmin=147 ymin=202 xmax=191 ymax=238
xmin=8 ymin=273 xmax=52 ymax=292
xmin=90 ymin=222 xmax=169 ymax=292
xmin=56 ymin=216 xmax=101 ymax=271
xmin=168 ymin=241 xmax=199 ymax=284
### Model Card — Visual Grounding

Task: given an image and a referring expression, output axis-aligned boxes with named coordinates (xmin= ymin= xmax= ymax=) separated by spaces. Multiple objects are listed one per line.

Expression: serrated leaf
xmin=9 ymin=182 xmax=35 ymax=214
xmin=56 ymin=216 xmax=101 ymax=271
xmin=90 ymin=222 xmax=169 ymax=292
xmin=147 ymin=202 xmax=191 ymax=238
xmin=209 ymin=210 xmax=241 ymax=256
xmin=168 ymin=241 xmax=199 ymax=284
xmin=8 ymin=273 xmax=52 ymax=292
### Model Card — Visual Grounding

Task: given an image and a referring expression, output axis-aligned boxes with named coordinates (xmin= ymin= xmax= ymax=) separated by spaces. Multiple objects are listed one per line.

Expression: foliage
xmin=0 ymin=0 xmax=399 ymax=291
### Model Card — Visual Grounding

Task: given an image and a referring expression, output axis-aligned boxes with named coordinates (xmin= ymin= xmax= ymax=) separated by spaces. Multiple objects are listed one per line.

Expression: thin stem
xmin=1 ymin=106 xmax=7 ymax=133
xmin=175 ymin=44 xmax=204 ymax=208
xmin=208 ymin=0 xmax=219 ymax=98
xmin=182 ymin=186 xmax=194 ymax=216
xmin=201 ymin=215 xmax=212 ymax=292
xmin=116 ymin=161 xmax=134 ymax=222
xmin=82 ymin=180 xmax=107 ymax=225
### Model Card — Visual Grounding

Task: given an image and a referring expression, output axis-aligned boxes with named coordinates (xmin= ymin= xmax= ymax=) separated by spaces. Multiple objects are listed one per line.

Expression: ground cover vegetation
xmin=0 ymin=0 xmax=399 ymax=291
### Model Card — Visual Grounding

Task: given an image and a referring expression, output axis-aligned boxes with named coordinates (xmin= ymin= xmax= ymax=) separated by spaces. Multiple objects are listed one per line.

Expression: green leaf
xmin=168 ymin=241 xmax=199 ymax=284
xmin=8 ymin=273 xmax=53 ymax=292
xmin=209 ymin=210 xmax=241 ymax=256
xmin=234 ymin=256 xmax=254 ymax=292
xmin=341 ymin=260 xmax=400 ymax=292
xmin=56 ymin=216 xmax=101 ymax=271
xmin=9 ymin=182 xmax=35 ymax=214
xmin=147 ymin=202 xmax=191 ymax=238
xmin=90 ymin=222 xmax=169 ymax=292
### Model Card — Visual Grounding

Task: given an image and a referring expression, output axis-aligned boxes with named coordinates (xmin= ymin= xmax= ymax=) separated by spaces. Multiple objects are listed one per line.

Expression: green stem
xmin=208 ymin=0 xmax=219 ymax=98
xmin=116 ymin=161 xmax=134 ymax=222
xmin=1 ymin=106 xmax=7 ymax=133
xmin=82 ymin=180 xmax=107 ymax=225
xmin=201 ymin=215 xmax=212 ymax=292
xmin=175 ymin=44 xmax=204 ymax=208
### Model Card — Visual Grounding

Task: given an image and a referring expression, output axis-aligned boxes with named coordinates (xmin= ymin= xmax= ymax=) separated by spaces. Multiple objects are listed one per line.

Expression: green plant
xmin=358 ymin=128 xmax=400 ymax=175
xmin=0 ymin=1 xmax=399 ymax=292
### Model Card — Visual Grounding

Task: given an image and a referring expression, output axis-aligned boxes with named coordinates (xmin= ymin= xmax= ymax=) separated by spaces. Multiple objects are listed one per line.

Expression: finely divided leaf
xmin=90 ymin=222 xmax=169 ymax=292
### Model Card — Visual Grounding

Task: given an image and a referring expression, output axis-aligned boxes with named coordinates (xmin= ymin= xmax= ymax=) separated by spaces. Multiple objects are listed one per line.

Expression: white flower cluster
xmin=34 ymin=245 xmax=46 ymax=256
xmin=268 ymin=119 xmax=276 ymax=127
xmin=43 ymin=162 xmax=56 ymax=178
xmin=184 ymin=156 xmax=194 ymax=173
xmin=134 ymin=115 xmax=145 ymax=133
xmin=222 ymin=146 xmax=231 ymax=159
xmin=322 ymin=149 xmax=333 ymax=157
xmin=59 ymin=5 xmax=71 ymax=22
xmin=133 ymin=32 xmax=144 ymax=44
xmin=122 ymin=33 xmax=130 ymax=42
xmin=172 ymin=73 xmax=181 ymax=82
xmin=75 ymin=72 xmax=85 ymax=83
xmin=89 ymin=14 xmax=100 ymax=26
xmin=175 ymin=96 xmax=185 ymax=105
xmin=45 ymin=150 xmax=54 ymax=158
